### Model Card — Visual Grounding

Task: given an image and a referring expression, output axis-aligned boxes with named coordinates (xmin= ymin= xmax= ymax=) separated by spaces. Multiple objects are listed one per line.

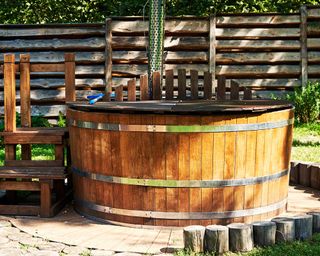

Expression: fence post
xmin=105 ymin=18 xmax=112 ymax=100
xmin=65 ymin=53 xmax=76 ymax=102
xmin=300 ymin=5 xmax=308 ymax=87
xmin=209 ymin=15 xmax=216 ymax=95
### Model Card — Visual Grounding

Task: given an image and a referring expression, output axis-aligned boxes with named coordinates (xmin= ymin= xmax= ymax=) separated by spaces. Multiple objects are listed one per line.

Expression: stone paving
xmin=0 ymin=219 xmax=143 ymax=256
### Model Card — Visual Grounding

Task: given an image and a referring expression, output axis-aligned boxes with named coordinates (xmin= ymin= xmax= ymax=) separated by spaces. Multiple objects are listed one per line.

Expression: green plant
xmin=57 ymin=111 xmax=66 ymax=127
xmin=286 ymin=81 xmax=320 ymax=124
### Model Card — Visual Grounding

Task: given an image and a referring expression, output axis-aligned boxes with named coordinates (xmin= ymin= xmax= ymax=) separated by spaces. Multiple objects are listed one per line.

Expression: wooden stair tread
xmin=5 ymin=160 xmax=64 ymax=167
xmin=0 ymin=166 xmax=66 ymax=179
xmin=0 ymin=127 xmax=68 ymax=136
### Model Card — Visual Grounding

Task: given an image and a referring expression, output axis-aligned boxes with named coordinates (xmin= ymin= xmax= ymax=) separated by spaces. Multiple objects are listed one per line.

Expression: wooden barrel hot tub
xmin=67 ymin=100 xmax=293 ymax=227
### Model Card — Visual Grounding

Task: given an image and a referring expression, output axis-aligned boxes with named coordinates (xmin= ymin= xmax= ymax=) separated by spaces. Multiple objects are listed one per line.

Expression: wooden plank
xmin=0 ymin=167 xmax=66 ymax=179
xmin=139 ymin=74 xmax=149 ymax=100
xmin=20 ymin=53 xmax=32 ymax=160
xmin=152 ymin=71 xmax=161 ymax=100
xmin=127 ymin=79 xmax=136 ymax=101
xmin=105 ymin=18 xmax=113 ymax=101
xmin=0 ymin=205 xmax=39 ymax=216
xmin=209 ymin=16 xmax=216 ymax=76
xmin=165 ymin=69 xmax=174 ymax=100
xmin=177 ymin=69 xmax=186 ymax=100
xmin=0 ymin=38 xmax=105 ymax=51
xmin=203 ymin=71 xmax=212 ymax=100
xmin=190 ymin=70 xmax=198 ymax=100
xmin=216 ymin=15 xmax=300 ymax=26
xmin=0 ymin=51 xmax=105 ymax=64
xmin=0 ymin=181 xmax=40 ymax=191
xmin=65 ymin=53 xmax=76 ymax=102
xmin=3 ymin=134 xmax=63 ymax=144
xmin=4 ymin=54 xmax=16 ymax=132
xmin=308 ymin=38 xmax=320 ymax=49
xmin=5 ymin=160 xmax=63 ymax=167
xmin=217 ymin=40 xmax=300 ymax=50
xmin=115 ymin=85 xmax=123 ymax=101
xmin=300 ymin=5 xmax=308 ymax=87
xmin=308 ymin=8 xmax=320 ymax=18
xmin=215 ymin=28 xmax=300 ymax=38
xmin=216 ymin=76 xmax=226 ymax=100
xmin=230 ymin=80 xmax=240 ymax=100
xmin=40 ymin=180 xmax=52 ymax=217
xmin=30 ymin=63 xmax=65 ymax=72
xmin=0 ymin=27 xmax=104 ymax=37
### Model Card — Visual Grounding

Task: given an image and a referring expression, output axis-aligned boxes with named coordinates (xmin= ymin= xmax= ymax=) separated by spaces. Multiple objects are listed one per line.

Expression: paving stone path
xmin=0 ymin=219 xmax=146 ymax=256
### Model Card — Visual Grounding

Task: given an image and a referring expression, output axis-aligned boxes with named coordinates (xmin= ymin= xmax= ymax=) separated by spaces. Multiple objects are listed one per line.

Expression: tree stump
xmin=183 ymin=225 xmax=205 ymax=252
xmin=228 ymin=223 xmax=253 ymax=252
xmin=307 ymin=212 xmax=320 ymax=233
xmin=252 ymin=221 xmax=276 ymax=247
xmin=292 ymin=215 xmax=313 ymax=240
xmin=271 ymin=217 xmax=295 ymax=243
xmin=204 ymin=225 xmax=229 ymax=254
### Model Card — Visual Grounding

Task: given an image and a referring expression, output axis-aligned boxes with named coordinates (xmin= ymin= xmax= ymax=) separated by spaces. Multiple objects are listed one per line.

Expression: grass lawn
xmin=291 ymin=122 xmax=320 ymax=163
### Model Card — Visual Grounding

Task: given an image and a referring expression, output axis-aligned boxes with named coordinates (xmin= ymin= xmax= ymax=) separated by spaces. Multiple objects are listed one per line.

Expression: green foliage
xmin=286 ymin=81 xmax=320 ymax=124
xmin=0 ymin=0 xmax=319 ymax=24
xmin=57 ymin=112 xmax=66 ymax=128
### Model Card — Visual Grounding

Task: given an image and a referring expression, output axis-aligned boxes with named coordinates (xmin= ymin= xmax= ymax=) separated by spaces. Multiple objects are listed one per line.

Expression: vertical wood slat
xmin=190 ymin=70 xmax=198 ymax=100
xmin=127 ymin=79 xmax=136 ymax=101
xmin=178 ymin=69 xmax=186 ymax=100
xmin=140 ymin=74 xmax=149 ymax=100
xmin=165 ymin=69 xmax=174 ymax=100
xmin=244 ymin=88 xmax=253 ymax=100
xmin=152 ymin=71 xmax=161 ymax=100
xmin=204 ymin=71 xmax=212 ymax=100
xmin=65 ymin=53 xmax=76 ymax=102
xmin=209 ymin=16 xmax=216 ymax=94
xmin=300 ymin=5 xmax=308 ymax=87
xmin=230 ymin=80 xmax=240 ymax=100
xmin=216 ymin=76 xmax=226 ymax=100
xmin=115 ymin=85 xmax=123 ymax=101
xmin=20 ymin=54 xmax=32 ymax=160
xmin=105 ymin=18 xmax=113 ymax=100
xmin=4 ymin=54 xmax=16 ymax=132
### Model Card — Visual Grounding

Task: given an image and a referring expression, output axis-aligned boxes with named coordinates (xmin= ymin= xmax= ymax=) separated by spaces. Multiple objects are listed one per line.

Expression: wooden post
xmin=178 ymin=69 xmax=186 ymax=100
xmin=298 ymin=163 xmax=311 ymax=187
xmin=209 ymin=16 xmax=216 ymax=94
xmin=105 ymin=18 xmax=113 ymax=100
xmin=216 ymin=76 xmax=226 ymax=100
xmin=127 ymin=79 xmax=136 ymax=101
xmin=140 ymin=74 xmax=149 ymax=100
xmin=290 ymin=161 xmax=300 ymax=184
xmin=307 ymin=212 xmax=320 ymax=233
xmin=4 ymin=54 xmax=17 ymax=161
xmin=115 ymin=85 xmax=123 ymax=101
xmin=165 ymin=69 xmax=174 ymax=100
xmin=300 ymin=5 xmax=308 ymax=87
xmin=292 ymin=215 xmax=313 ymax=240
xmin=204 ymin=225 xmax=229 ymax=254
xmin=203 ymin=71 xmax=212 ymax=100
xmin=272 ymin=217 xmax=295 ymax=243
xmin=252 ymin=221 xmax=276 ymax=247
xmin=40 ymin=180 xmax=52 ymax=217
xmin=190 ymin=70 xmax=198 ymax=100
xmin=65 ymin=53 xmax=76 ymax=102
xmin=152 ymin=71 xmax=161 ymax=100
xmin=310 ymin=164 xmax=320 ymax=190
xmin=228 ymin=223 xmax=253 ymax=252
xmin=230 ymin=80 xmax=240 ymax=100
xmin=20 ymin=54 xmax=32 ymax=160
xmin=183 ymin=225 xmax=205 ymax=253
xmin=243 ymin=88 xmax=252 ymax=100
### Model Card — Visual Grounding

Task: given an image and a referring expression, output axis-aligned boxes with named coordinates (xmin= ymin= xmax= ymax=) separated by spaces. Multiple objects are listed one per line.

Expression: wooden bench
xmin=0 ymin=53 xmax=75 ymax=217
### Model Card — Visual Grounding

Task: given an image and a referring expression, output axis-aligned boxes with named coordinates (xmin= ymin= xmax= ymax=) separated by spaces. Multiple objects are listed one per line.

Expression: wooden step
xmin=1 ymin=132 xmax=64 ymax=144
xmin=5 ymin=160 xmax=64 ymax=167
xmin=0 ymin=167 xmax=66 ymax=179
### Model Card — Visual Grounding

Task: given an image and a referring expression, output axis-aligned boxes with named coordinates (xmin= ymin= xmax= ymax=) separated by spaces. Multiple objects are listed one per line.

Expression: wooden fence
xmin=0 ymin=5 xmax=319 ymax=118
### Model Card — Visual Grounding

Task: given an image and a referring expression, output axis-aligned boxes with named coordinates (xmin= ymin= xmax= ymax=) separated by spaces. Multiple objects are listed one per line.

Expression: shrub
xmin=286 ymin=81 xmax=320 ymax=124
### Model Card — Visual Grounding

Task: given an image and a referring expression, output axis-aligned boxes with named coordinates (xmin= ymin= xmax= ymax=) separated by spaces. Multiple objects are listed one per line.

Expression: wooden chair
xmin=0 ymin=53 xmax=75 ymax=217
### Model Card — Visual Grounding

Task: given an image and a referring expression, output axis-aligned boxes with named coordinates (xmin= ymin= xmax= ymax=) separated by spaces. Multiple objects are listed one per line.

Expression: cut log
xmin=290 ymin=162 xmax=300 ymax=184
xmin=298 ymin=163 xmax=311 ymax=187
xmin=271 ymin=217 xmax=295 ymax=243
xmin=252 ymin=221 xmax=276 ymax=247
xmin=310 ymin=164 xmax=320 ymax=190
xmin=292 ymin=215 xmax=313 ymax=240
xmin=228 ymin=223 xmax=253 ymax=252
xmin=183 ymin=225 xmax=205 ymax=253
xmin=204 ymin=225 xmax=229 ymax=254
xmin=307 ymin=212 xmax=320 ymax=233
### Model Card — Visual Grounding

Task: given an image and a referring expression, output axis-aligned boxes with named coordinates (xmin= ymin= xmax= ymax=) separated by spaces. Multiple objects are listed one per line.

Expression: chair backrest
xmin=3 ymin=53 xmax=76 ymax=130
